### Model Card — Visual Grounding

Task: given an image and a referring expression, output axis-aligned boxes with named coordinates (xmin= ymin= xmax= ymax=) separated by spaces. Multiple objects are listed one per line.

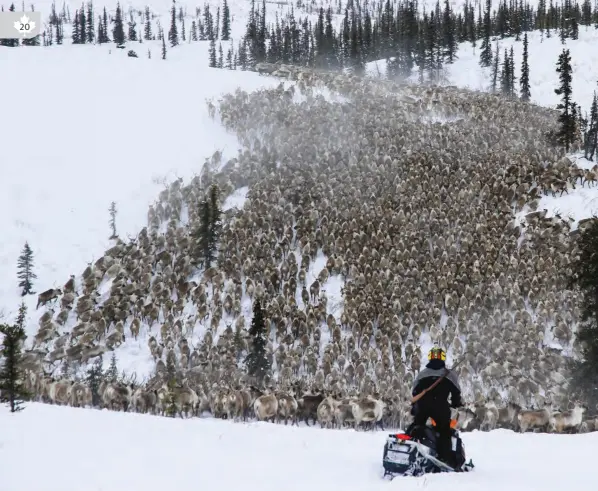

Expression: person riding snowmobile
xmin=409 ymin=347 xmax=463 ymax=467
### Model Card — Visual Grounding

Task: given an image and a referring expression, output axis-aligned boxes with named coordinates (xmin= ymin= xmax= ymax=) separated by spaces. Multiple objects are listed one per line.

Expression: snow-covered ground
xmin=515 ymin=155 xmax=598 ymax=230
xmin=0 ymin=403 xmax=595 ymax=491
xmin=0 ymin=42 xmax=282 ymax=330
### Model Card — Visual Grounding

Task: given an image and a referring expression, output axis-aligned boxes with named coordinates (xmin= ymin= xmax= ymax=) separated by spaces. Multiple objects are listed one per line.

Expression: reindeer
xmin=36 ymin=288 xmax=63 ymax=309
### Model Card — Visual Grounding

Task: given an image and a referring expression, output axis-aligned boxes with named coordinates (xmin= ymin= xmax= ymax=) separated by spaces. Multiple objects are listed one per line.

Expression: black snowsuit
xmin=410 ymin=359 xmax=462 ymax=466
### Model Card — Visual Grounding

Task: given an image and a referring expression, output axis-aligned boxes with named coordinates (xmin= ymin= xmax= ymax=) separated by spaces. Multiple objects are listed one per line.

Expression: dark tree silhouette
xmin=244 ymin=299 xmax=271 ymax=384
xmin=554 ymin=49 xmax=576 ymax=151
xmin=520 ymin=32 xmax=531 ymax=101
xmin=17 ymin=242 xmax=36 ymax=296
xmin=0 ymin=307 xmax=29 ymax=412
xmin=569 ymin=218 xmax=598 ymax=406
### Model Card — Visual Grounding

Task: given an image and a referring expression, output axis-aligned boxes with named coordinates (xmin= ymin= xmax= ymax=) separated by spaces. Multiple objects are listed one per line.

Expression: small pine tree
xmin=15 ymin=302 xmax=27 ymax=331
xmin=244 ymin=299 xmax=271 ymax=384
xmin=584 ymin=92 xmax=598 ymax=161
xmin=144 ymin=6 xmax=153 ymax=40
xmin=168 ymin=0 xmax=179 ymax=47
xmin=128 ymin=15 xmax=137 ymax=42
xmin=17 ymin=242 xmax=36 ymax=296
xmin=106 ymin=352 xmax=118 ymax=382
xmin=109 ymin=201 xmax=118 ymax=239
xmin=86 ymin=2 xmax=94 ymax=43
xmin=554 ymin=48 xmax=576 ymax=151
xmin=491 ymin=42 xmax=500 ymax=93
xmin=0 ymin=322 xmax=29 ymax=412
xmin=85 ymin=355 xmax=104 ymax=406
xmin=209 ymin=37 xmax=217 ymax=67
xmin=221 ymin=0 xmax=230 ymax=40
xmin=520 ymin=32 xmax=531 ymax=101
xmin=71 ymin=10 xmax=81 ymax=43
xmin=500 ymin=48 xmax=511 ymax=96
xmin=195 ymin=197 xmax=212 ymax=266
xmin=208 ymin=184 xmax=222 ymax=261
xmin=479 ymin=0 xmax=492 ymax=67
xmin=226 ymin=45 xmax=233 ymax=69
xmin=164 ymin=378 xmax=178 ymax=417
xmin=218 ymin=42 xmax=224 ymax=68
xmin=113 ymin=2 xmax=125 ymax=45
xmin=161 ymin=29 xmax=167 ymax=59
xmin=102 ymin=7 xmax=110 ymax=42
xmin=509 ymin=46 xmax=517 ymax=98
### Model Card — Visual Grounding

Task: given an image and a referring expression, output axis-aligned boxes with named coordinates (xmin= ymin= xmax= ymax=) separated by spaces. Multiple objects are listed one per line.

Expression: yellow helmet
xmin=428 ymin=347 xmax=446 ymax=361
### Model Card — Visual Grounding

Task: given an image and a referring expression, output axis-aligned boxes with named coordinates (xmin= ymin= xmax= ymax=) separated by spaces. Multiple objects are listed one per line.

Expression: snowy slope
xmin=0 ymin=42 xmax=282 ymax=330
xmin=1 ymin=403 xmax=595 ymax=491
xmin=368 ymin=27 xmax=598 ymax=111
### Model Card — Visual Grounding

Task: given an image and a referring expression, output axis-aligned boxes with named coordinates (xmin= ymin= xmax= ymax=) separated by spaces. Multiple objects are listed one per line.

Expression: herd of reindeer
xmin=15 ymin=63 xmax=598 ymax=437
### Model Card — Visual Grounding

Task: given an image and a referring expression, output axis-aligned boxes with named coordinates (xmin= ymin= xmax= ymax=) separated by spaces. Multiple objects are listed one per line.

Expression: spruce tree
xmin=584 ymin=92 xmax=598 ymax=161
xmin=554 ymin=48 xmax=576 ymax=151
xmin=569 ymin=218 xmax=598 ymax=406
xmin=56 ymin=20 xmax=63 ymax=44
xmin=500 ymin=48 xmax=511 ymax=96
xmin=17 ymin=242 xmax=36 ymax=296
xmin=169 ymin=0 xmax=179 ymax=47
xmin=102 ymin=7 xmax=109 ymax=42
xmin=221 ymin=0 xmax=231 ymax=40
xmin=209 ymin=37 xmax=217 ymax=67
xmin=79 ymin=6 xmax=86 ymax=44
xmin=113 ymin=2 xmax=125 ymax=45
xmin=208 ymin=184 xmax=222 ymax=262
xmin=144 ymin=6 xmax=153 ymax=40
xmin=520 ymin=32 xmax=531 ymax=101
xmin=86 ymin=2 xmax=94 ymax=43
xmin=0 ymin=321 xmax=29 ymax=412
xmin=197 ymin=197 xmax=213 ymax=266
xmin=106 ymin=352 xmax=118 ymax=382
xmin=479 ymin=0 xmax=492 ymax=67
xmin=165 ymin=378 xmax=178 ymax=417
xmin=128 ymin=14 xmax=137 ymax=42
xmin=85 ymin=355 xmax=104 ymax=406
xmin=226 ymin=45 xmax=233 ymax=69
xmin=161 ymin=29 xmax=167 ymax=59
xmin=244 ymin=299 xmax=270 ymax=384
xmin=509 ymin=46 xmax=517 ymax=98
xmin=442 ymin=0 xmax=457 ymax=63
xmin=191 ymin=20 xmax=197 ymax=41
xmin=72 ymin=11 xmax=81 ymax=43
xmin=109 ymin=201 xmax=118 ymax=239
xmin=491 ymin=42 xmax=500 ymax=93
xmin=218 ymin=42 xmax=224 ymax=68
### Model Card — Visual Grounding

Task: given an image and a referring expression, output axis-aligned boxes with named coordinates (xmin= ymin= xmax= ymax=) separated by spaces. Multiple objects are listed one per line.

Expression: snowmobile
xmin=382 ymin=418 xmax=474 ymax=479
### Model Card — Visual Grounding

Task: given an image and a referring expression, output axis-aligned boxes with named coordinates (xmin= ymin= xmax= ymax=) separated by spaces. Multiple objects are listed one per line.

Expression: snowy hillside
xmin=0 ymin=42 xmax=281 ymax=327
xmin=1 ymin=0 xmax=598 ymax=427
xmin=368 ymin=27 xmax=598 ymax=111
xmin=1 ymin=403 xmax=596 ymax=491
